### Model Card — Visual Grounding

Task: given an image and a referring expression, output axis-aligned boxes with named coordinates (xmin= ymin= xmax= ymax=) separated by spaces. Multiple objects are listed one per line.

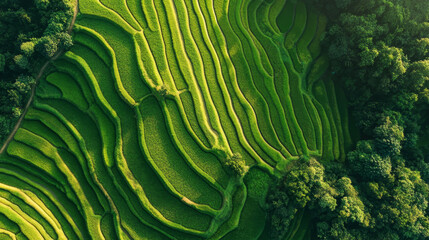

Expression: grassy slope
xmin=0 ymin=0 xmax=351 ymax=239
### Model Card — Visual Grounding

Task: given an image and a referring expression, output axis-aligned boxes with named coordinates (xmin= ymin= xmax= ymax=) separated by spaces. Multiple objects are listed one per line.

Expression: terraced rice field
xmin=0 ymin=0 xmax=351 ymax=239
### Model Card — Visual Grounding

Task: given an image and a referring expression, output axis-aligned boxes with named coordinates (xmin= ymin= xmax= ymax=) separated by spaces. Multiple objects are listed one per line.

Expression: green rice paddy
xmin=0 ymin=0 xmax=351 ymax=239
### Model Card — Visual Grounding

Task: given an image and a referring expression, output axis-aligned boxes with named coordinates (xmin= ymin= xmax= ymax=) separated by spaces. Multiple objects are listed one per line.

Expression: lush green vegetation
xmin=0 ymin=0 xmax=74 ymax=142
xmin=267 ymin=0 xmax=429 ymax=239
xmin=2 ymin=0 xmax=426 ymax=239
xmin=0 ymin=0 xmax=352 ymax=238
xmin=268 ymin=156 xmax=429 ymax=239
xmin=320 ymin=0 xmax=429 ymax=179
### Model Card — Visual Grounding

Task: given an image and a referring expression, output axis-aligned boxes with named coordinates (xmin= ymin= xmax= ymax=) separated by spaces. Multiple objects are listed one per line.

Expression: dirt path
xmin=0 ymin=0 xmax=79 ymax=155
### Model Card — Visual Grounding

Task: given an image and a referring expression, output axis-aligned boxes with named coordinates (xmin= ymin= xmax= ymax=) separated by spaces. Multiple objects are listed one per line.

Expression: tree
xmin=409 ymin=38 xmax=429 ymax=61
xmin=406 ymin=60 xmax=429 ymax=91
xmin=14 ymin=75 xmax=34 ymax=95
xmin=370 ymin=44 xmax=408 ymax=95
xmin=11 ymin=107 xmax=22 ymax=118
xmin=35 ymin=0 xmax=50 ymax=10
xmin=13 ymin=54 xmax=28 ymax=69
xmin=20 ymin=41 xmax=35 ymax=56
xmin=224 ymin=153 xmax=248 ymax=177
xmin=268 ymin=1 xmax=429 ymax=239
xmin=57 ymin=32 xmax=73 ymax=49
xmin=347 ymin=140 xmax=392 ymax=181
xmin=267 ymin=157 xmax=335 ymax=239
xmin=0 ymin=116 xmax=11 ymax=141
xmin=36 ymin=36 xmax=58 ymax=57
xmin=373 ymin=115 xmax=404 ymax=156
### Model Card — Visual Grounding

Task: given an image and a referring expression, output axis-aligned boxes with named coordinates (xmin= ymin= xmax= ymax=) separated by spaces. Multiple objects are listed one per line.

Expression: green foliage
xmin=57 ymin=32 xmax=73 ymax=49
xmin=267 ymin=157 xmax=334 ymax=239
xmin=0 ymin=115 xmax=13 ymax=143
xmin=14 ymin=75 xmax=35 ymax=95
xmin=0 ymin=53 xmax=4 ymax=72
xmin=318 ymin=0 xmax=428 ymax=108
xmin=4 ymin=75 xmax=34 ymax=114
xmin=348 ymin=140 xmax=392 ymax=181
xmin=282 ymin=157 xmax=325 ymax=208
xmin=224 ymin=153 xmax=248 ymax=177
xmin=36 ymin=33 xmax=73 ymax=58
xmin=13 ymin=54 xmax=28 ymax=69
xmin=244 ymin=167 xmax=273 ymax=201
xmin=268 ymin=157 xmax=429 ymax=240
xmin=11 ymin=107 xmax=22 ymax=118
xmin=406 ymin=60 xmax=429 ymax=90
xmin=1 ymin=0 xmax=425 ymax=239
xmin=373 ymin=116 xmax=404 ymax=156
xmin=373 ymin=44 xmax=408 ymax=93
xmin=153 ymin=84 xmax=168 ymax=100
xmin=20 ymin=41 xmax=35 ymax=56
xmin=338 ymin=196 xmax=366 ymax=224
xmin=318 ymin=193 xmax=336 ymax=211
xmin=312 ymin=0 xmax=429 ymax=207
xmin=323 ymin=20 xmax=429 ymax=231
xmin=334 ymin=0 xmax=351 ymax=9
xmin=35 ymin=0 xmax=50 ymax=10
xmin=45 ymin=21 xmax=66 ymax=36
xmin=0 ymin=0 xmax=74 ymax=141
xmin=387 ymin=167 xmax=429 ymax=237
xmin=410 ymin=38 xmax=429 ymax=60
xmin=36 ymin=36 xmax=58 ymax=57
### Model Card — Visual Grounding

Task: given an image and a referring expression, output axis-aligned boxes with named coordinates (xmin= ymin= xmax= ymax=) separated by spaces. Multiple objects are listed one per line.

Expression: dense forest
xmin=268 ymin=0 xmax=429 ymax=239
xmin=0 ymin=0 xmax=74 ymax=143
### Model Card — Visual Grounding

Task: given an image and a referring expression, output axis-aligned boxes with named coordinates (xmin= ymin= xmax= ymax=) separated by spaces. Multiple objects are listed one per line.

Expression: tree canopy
xmin=268 ymin=0 xmax=429 ymax=239
xmin=0 ymin=0 xmax=74 ymax=143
